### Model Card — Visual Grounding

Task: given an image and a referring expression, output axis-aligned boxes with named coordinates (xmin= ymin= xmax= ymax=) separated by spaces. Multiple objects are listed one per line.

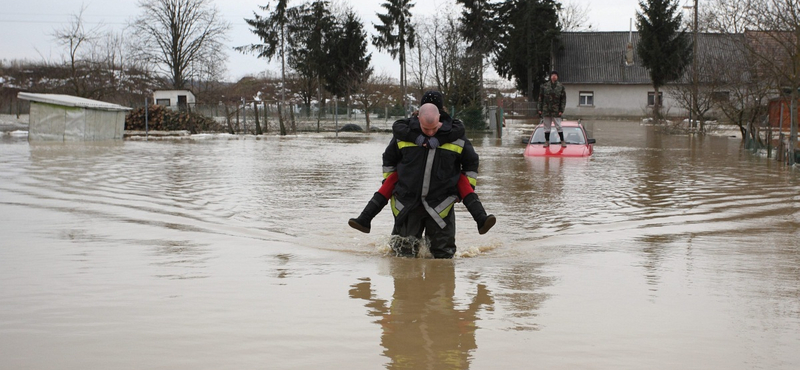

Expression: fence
xmin=746 ymin=121 xmax=800 ymax=164
xmin=190 ymin=100 xmax=401 ymax=134
xmin=0 ymin=95 xmax=30 ymax=117
xmin=502 ymin=101 xmax=539 ymax=117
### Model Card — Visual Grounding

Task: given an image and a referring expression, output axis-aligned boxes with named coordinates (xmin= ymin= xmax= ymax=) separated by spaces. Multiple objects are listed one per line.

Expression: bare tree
xmin=52 ymin=5 xmax=104 ymax=97
xmin=354 ymin=70 xmax=397 ymax=132
xmin=407 ymin=19 xmax=431 ymax=99
xmin=129 ymin=0 xmax=230 ymax=89
xmin=700 ymin=0 xmax=751 ymax=33
xmin=430 ymin=13 xmax=466 ymax=100
xmin=744 ymin=0 xmax=800 ymax=164
xmin=558 ymin=1 xmax=593 ymax=31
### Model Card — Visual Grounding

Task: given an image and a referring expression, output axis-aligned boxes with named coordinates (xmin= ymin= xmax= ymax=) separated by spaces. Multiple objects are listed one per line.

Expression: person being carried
xmin=348 ymin=91 xmax=496 ymax=236
xmin=382 ymin=102 xmax=481 ymax=258
xmin=537 ymin=70 xmax=567 ymax=148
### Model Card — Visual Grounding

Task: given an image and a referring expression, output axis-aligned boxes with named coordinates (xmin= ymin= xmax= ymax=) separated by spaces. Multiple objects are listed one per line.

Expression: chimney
xmin=625 ymin=18 xmax=634 ymax=66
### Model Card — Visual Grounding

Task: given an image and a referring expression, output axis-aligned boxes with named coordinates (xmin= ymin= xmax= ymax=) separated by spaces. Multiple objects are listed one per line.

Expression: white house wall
xmin=563 ymin=84 xmax=687 ymax=119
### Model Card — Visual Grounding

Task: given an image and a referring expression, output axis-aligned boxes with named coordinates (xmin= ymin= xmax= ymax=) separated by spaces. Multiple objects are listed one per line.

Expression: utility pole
xmin=684 ymin=0 xmax=699 ymax=131
xmin=693 ymin=0 xmax=700 ymax=132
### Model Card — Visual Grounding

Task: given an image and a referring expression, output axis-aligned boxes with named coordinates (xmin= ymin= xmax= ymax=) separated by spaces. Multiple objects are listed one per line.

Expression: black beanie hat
xmin=550 ymin=70 xmax=559 ymax=77
xmin=420 ymin=91 xmax=444 ymax=112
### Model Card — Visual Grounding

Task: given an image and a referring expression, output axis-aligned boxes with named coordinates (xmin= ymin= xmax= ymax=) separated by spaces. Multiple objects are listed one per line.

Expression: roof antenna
xmin=625 ymin=18 xmax=634 ymax=66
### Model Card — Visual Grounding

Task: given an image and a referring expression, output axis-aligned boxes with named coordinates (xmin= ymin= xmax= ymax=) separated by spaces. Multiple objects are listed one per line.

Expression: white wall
xmin=153 ymin=90 xmax=196 ymax=110
xmin=563 ymin=84 xmax=687 ymax=119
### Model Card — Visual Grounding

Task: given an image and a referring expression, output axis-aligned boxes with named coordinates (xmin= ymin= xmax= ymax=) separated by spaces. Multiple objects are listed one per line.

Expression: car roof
xmin=535 ymin=120 xmax=582 ymax=127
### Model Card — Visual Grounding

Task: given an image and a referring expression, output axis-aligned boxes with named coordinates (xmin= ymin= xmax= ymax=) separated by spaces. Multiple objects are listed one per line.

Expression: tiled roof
xmin=555 ymin=32 xmax=746 ymax=85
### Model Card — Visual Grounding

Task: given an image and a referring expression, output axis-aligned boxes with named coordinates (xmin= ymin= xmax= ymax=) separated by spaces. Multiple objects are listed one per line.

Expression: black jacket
xmin=382 ymin=115 xmax=480 ymax=228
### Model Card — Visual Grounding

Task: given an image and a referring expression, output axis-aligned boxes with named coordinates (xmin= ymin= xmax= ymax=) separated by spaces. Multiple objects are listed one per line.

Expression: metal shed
xmin=17 ymin=93 xmax=131 ymax=141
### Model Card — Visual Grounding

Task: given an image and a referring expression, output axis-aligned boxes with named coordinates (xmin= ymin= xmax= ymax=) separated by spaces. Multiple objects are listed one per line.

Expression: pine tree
xmin=373 ymin=0 xmax=416 ymax=117
xmin=493 ymin=0 xmax=560 ymax=101
xmin=325 ymin=11 xmax=372 ymax=125
xmin=235 ymin=0 xmax=292 ymax=135
xmin=636 ymin=0 xmax=692 ymax=118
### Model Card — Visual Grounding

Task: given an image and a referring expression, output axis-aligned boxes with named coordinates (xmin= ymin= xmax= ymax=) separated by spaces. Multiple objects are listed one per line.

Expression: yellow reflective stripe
xmin=397 ymin=141 xmax=417 ymax=149
xmin=391 ymin=196 xmax=400 ymax=216
xmin=383 ymin=171 xmax=396 ymax=179
xmin=438 ymin=202 xmax=454 ymax=218
xmin=440 ymin=143 xmax=463 ymax=154
xmin=468 ymin=176 xmax=477 ymax=187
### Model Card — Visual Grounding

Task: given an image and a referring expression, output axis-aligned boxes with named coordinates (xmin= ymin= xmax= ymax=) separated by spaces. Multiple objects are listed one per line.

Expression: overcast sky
xmin=0 ymin=0 xmax=675 ymax=83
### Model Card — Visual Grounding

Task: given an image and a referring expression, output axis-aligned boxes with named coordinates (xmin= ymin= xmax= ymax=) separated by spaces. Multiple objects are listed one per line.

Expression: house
xmin=553 ymin=32 xmax=746 ymax=119
xmin=17 ymin=92 xmax=131 ymax=141
xmin=153 ymin=90 xmax=196 ymax=111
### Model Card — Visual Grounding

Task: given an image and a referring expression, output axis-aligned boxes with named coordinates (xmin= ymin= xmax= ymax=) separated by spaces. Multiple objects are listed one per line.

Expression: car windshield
xmin=529 ymin=126 xmax=585 ymax=144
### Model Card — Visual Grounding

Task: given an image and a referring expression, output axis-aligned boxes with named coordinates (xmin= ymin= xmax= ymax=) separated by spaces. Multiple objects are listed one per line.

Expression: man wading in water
xmin=380 ymin=103 xmax=484 ymax=258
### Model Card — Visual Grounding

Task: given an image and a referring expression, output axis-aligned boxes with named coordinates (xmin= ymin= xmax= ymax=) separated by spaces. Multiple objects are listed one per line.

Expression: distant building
xmin=553 ymin=32 xmax=746 ymax=119
xmin=17 ymin=93 xmax=131 ymax=141
xmin=153 ymin=90 xmax=196 ymax=111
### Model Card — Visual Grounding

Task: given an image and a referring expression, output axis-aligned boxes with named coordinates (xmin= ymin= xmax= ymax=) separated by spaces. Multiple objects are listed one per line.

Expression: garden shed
xmin=153 ymin=90 xmax=195 ymax=111
xmin=17 ymin=93 xmax=131 ymax=141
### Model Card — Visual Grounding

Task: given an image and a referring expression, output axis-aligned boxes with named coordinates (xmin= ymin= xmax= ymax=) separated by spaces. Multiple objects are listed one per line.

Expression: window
xmin=712 ymin=91 xmax=730 ymax=102
xmin=579 ymin=91 xmax=594 ymax=106
xmin=647 ymin=92 xmax=663 ymax=106
xmin=156 ymin=99 xmax=171 ymax=106
xmin=530 ymin=126 xmax=585 ymax=144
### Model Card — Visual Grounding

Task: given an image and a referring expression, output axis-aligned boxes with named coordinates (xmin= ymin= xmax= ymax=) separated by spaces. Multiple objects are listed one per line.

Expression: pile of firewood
xmin=125 ymin=105 xmax=221 ymax=133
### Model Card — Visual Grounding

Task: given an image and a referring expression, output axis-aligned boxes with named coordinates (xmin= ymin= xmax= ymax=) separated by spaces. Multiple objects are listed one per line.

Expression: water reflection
xmin=349 ymin=259 xmax=493 ymax=369
xmin=493 ymin=263 xmax=553 ymax=331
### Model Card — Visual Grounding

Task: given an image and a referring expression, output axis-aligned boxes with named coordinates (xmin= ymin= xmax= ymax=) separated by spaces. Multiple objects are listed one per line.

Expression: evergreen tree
xmin=287 ymin=0 xmax=336 ymax=129
xmin=493 ymin=0 xmax=560 ymax=101
xmin=373 ymin=0 xmax=416 ymax=117
xmin=235 ymin=0 xmax=292 ymax=135
xmin=456 ymin=0 xmax=499 ymax=107
xmin=325 ymin=11 xmax=372 ymax=120
xmin=636 ymin=0 xmax=692 ymax=118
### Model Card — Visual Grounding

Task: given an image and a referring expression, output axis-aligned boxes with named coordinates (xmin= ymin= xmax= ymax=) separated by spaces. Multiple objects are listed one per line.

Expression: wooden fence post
xmin=253 ymin=101 xmax=262 ymax=135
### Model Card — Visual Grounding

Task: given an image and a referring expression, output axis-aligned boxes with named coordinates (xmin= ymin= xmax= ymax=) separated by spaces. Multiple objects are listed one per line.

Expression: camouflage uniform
xmin=537 ymin=80 xmax=567 ymax=144
xmin=537 ymin=81 xmax=566 ymax=117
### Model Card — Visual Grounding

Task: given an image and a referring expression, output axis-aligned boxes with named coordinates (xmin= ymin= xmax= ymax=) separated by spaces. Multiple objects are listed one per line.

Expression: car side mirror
xmin=521 ymin=137 xmax=530 ymax=144
xmin=588 ymin=138 xmax=596 ymax=144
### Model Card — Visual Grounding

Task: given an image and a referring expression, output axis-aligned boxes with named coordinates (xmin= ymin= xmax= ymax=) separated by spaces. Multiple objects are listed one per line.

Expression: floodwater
xmin=1 ymin=120 xmax=799 ymax=370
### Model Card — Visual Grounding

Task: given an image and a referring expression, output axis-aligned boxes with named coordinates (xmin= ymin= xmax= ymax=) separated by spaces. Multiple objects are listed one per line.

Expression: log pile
xmin=125 ymin=105 xmax=221 ymax=134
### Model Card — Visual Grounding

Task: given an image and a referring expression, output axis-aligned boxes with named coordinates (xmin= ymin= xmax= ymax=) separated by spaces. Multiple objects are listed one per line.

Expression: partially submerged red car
xmin=523 ymin=120 xmax=596 ymax=157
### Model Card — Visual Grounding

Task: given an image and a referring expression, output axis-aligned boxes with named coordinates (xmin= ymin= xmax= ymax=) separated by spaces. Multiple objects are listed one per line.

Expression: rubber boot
xmin=559 ymin=131 xmax=566 ymax=147
xmin=544 ymin=132 xmax=550 ymax=147
xmin=348 ymin=192 xmax=389 ymax=233
xmin=463 ymin=193 xmax=496 ymax=235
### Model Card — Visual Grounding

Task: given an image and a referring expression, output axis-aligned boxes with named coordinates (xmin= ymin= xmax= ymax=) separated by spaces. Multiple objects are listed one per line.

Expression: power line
xmin=0 ymin=19 xmax=125 ymax=25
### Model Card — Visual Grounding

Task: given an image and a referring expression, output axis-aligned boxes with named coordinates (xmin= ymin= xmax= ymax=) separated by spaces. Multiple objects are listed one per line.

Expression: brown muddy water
xmin=1 ymin=120 xmax=799 ymax=369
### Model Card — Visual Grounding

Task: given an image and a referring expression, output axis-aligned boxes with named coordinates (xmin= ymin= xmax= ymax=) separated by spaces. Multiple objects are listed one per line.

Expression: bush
xmin=455 ymin=105 xmax=486 ymax=131
xmin=125 ymin=105 xmax=221 ymax=134
xmin=378 ymin=103 xmax=406 ymax=118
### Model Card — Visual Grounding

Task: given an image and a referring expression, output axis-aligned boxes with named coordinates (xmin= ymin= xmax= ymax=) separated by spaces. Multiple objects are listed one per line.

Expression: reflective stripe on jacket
xmin=383 ymin=120 xmax=479 ymax=228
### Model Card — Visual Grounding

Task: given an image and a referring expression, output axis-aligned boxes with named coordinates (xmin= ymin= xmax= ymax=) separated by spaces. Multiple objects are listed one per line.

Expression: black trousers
xmin=391 ymin=205 xmax=457 ymax=259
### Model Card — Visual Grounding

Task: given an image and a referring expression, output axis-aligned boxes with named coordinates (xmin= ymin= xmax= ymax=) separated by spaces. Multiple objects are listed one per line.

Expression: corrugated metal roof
xmin=17 ymin=93 xmax=132 ymax=111
xmin=555 ymin=32 xmax=746 ymax=85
